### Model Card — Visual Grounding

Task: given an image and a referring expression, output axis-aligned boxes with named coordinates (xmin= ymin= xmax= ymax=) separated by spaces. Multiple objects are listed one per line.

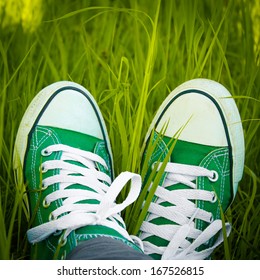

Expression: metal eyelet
xmin=41 ymin=181 xmax=48 ymax=190
xmin=53 ymin=230 xmax=62 ymax=236
xmin=42 ymin=198 xmax=50 ymax=208
xmin=211 ymin=192 xmax=217 ymax=203
xmin=39 ymin=164 xmax=48 ymax=173
xmin=49 ymin=212 xmax=56 ymax=221
xmin=209 ymin=170 xmax=219 ymax=182
xmin=41 ymin=148 xmax=52 ymax=157
xmin=209 ymin=214 xmax=214 ymax=223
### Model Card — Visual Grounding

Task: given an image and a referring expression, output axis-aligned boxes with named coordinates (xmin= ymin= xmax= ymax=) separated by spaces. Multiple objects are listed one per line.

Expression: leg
xmin=67 ymin=237 xmax=152 ymax=260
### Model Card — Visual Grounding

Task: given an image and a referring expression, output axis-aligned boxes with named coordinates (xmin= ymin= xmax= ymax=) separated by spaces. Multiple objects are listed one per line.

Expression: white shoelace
xmin=140 ymin=162 xmax=231 ymax=260
xmin=27 ymin=144 xmax=142 ymax=246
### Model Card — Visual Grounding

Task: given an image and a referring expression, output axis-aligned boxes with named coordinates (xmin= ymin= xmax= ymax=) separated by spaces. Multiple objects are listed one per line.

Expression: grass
xmin=0 ymin=0 xmax=259 ymax=260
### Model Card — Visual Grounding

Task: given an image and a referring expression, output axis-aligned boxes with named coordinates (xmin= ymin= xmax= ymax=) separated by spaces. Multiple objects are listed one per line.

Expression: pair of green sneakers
xmin=13 ymin=79 xmax=244 ymax=260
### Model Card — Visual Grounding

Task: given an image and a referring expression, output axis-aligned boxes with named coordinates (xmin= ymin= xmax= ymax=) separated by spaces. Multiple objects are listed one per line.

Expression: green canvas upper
xmin=139 ymin=131 xmax=232 ymax=259
xmin=24 ymin=125 xmax=140 ymax=259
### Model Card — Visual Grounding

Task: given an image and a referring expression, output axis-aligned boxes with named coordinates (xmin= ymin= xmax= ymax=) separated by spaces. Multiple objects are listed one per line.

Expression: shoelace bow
xmin=27 ymin=144 xmax=142 ymax=246
xmin=140 ymin=162 xmax=231 ymax=260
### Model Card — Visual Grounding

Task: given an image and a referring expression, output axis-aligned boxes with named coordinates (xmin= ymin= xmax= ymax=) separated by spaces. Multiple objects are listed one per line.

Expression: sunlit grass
xmin=0 ymin=0 xmax=259 ymax=259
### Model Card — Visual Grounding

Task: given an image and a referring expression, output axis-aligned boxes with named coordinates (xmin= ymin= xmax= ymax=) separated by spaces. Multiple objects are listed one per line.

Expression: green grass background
xmin=0 ymin=0 xmax=259 ymax=259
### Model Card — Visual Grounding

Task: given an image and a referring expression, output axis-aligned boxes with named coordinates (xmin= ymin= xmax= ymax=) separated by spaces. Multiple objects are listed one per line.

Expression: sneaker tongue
xmin=49 ymin=125 xmax=112 ymax=175
xmin=48 ymin=124 xmax=110 ymax=189
xmin=157 ymin=135 xmax=216 ymax=196
xmin=163 ymin=136 xmax=216 ymax=166
xmin=164 ymin=135 xmax=232 ymax=216
xmin=48 ymin=126 xmax=103 ymax=154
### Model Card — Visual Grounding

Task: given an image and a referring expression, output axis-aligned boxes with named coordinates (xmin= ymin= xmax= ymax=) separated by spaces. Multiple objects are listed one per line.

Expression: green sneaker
xmin=13 ymin=81 xmax=142 ymax=259
xmin=139 ymin=78 xmax=245 ymax=260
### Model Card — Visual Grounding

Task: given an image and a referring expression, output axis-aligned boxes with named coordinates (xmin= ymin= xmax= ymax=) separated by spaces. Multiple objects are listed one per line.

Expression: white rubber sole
xmin=13 ymin=81 xmax=113 ymax=174
xmin=144 ymin=78 xmax=245 ymax=195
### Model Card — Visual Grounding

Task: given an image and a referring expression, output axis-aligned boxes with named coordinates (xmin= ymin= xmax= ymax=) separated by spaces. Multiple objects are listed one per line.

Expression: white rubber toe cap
xmin=156 ymin=92 xmax=228 ymax=146
xmin=38 ymin=87 xmax=103 ymax=139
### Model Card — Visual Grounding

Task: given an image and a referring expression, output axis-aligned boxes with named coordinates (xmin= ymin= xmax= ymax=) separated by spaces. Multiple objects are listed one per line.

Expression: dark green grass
xmin=0 ymin=0 xmax=259 ymax=259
